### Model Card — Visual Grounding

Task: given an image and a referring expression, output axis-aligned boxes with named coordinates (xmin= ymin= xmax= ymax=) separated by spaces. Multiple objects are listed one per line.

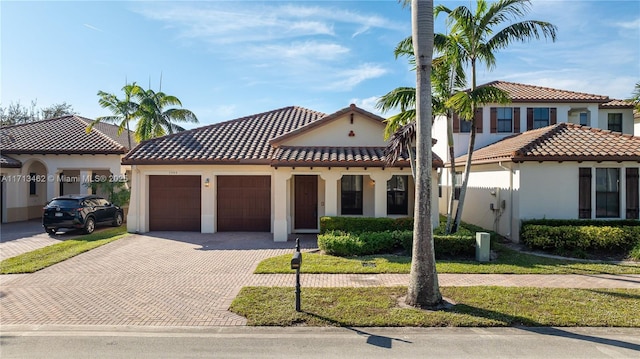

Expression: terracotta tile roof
xmin=0 ymin=154 xmax=21 ymax=168
xmin=454 ymin=123 xmax=640 ymax=165
xmin=599 ymin=99 xmax=635 ymax=109
xmin=77 ymin=118 xmax=138 ymax=149
xmin=122 ymin=106 xmax=327 ymax=165
xmin=1 ymin=115 xmax=128 ymax=155
xmin=481 ymin=81 xmax=610 ymax=103
xmin=272 ymin=146 xmax=443 ymax=168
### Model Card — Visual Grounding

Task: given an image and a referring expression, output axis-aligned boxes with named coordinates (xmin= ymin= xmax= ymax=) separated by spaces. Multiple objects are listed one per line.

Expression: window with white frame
xmin=579 ymin=112 xmax=589 ymax=126
xmin=497 ymin=108 xmax=513 ymax=132
xmin=607 ymin=113 xmax=622 ymax=132
xmin=595 ymin=168 xmax=620 ymax=218
xmin=387 ymin=175 xmax=408 ymax=215
xmin=533 ymin=108 xmax=550 ymax=129
xmin=341 ymin=175 xmax=363 ymax=215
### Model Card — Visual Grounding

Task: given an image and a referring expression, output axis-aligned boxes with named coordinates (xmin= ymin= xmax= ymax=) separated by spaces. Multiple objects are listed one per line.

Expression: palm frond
xmin=384 ymin=121 xmax=416 ymax=166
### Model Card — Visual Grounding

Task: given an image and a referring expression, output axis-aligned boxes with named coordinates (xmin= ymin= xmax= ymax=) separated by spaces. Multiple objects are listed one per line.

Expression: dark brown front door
xmin=217 ymin=176 xmax=271 ymax=231
xmin=149 ymin=175 xmax=201 ymax=231
xmin=295 ymin=175 xmax=317 ymax=230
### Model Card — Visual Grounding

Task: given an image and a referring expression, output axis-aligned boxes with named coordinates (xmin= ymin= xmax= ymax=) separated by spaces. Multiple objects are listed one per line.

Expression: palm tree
xmin=405 ymin=0 xmax=441 ymax=309
xmin=134 ymin=88 xmax=199 ymax=142
xmin=629 ymin=81 xmax=640 ymax=112
xmin=379 ymin=32 xmax=466 ymax=234
xmin=88 ymin=82 xmax=142 ymax=150
xmin=437 ymin=0 xmax=557 ymax=232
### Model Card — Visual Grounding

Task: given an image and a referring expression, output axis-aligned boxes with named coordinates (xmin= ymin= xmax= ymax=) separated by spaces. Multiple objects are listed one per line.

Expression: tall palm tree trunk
xmin=406 ymin=0 xmax=442 ymax=308
xmin=445 ymin=108 xmax=456 ymax=234
xmin=452 ymin=59 xmax=478 ymax=232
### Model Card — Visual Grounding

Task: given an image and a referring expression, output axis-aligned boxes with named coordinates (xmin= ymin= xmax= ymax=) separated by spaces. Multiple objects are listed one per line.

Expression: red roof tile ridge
xmin=1 ymin=114 xmax=77 ymax=129
xmin=71 ymin=116 xmax=127 ymax=152
xmin=134 ymin=105 xmax=327 ymax=146
xmin=480 ymin=80 xmax=609 ymax=100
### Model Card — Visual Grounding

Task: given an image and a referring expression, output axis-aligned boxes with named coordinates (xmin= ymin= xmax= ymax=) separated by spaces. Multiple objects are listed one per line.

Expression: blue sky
xmin=2 ymin=0 xmax=639 ymax=128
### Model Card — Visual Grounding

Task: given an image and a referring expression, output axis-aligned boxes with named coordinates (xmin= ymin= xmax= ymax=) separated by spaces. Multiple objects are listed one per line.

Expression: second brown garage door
xmin=217 ymin=175 xmax=271 ymax=231
xmin=149 ymin=175 xmax=201 ymax=231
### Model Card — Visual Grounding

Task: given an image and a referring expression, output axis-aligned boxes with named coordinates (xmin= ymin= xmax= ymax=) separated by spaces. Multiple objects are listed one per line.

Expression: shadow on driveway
xmin=141 ymin=231 xmax=319 ymax=251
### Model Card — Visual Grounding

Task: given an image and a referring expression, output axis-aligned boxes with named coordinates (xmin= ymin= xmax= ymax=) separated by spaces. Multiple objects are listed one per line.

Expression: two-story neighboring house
xmin=433 ymin=81 xmax=639 ymax=242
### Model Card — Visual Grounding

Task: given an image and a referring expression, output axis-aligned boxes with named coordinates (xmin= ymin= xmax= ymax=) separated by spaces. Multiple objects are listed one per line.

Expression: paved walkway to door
xmin=1 ymin=232 xmax=638 ymax=327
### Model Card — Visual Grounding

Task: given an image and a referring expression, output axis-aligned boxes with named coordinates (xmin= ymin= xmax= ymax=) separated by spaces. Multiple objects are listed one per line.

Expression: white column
xmin=80 ymin=170 xmax=93 ymax=194
xmin=273 ymin=169 xmax=292 ymax=242
xmin=320 ymin=171 xmax=342 ymax=216
xmin=370 ymin=172 xmax=393 ymax=217
xmin=126 ymin=167 xmax=140 ymax=233
xmin=47 ymin=170 xmax=60 ymax=200
xmin=201 ymin=172 xmax=214 ymax=233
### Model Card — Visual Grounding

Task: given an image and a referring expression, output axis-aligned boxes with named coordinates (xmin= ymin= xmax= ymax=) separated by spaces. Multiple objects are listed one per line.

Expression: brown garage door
xmin=149 ymin=175 xmax=201 ymax=231
xmin=217 ymin=176 xmax=271 ymax=231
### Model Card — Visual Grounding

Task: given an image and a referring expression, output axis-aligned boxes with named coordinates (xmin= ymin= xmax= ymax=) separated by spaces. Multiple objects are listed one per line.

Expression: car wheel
xmin=84 ymin=217 xmax=95 ymax=234
xmin=113 ymin=212 xmax=123 ymax=227
xmin=46 ymin=228 xmax=57 ymax=235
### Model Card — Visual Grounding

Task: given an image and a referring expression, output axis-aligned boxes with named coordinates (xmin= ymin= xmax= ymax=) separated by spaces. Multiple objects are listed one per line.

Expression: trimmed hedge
xmin=522 ymin=219 xmax=640 ymax=227
xmin=521 ymin=225 xmax=640 ymax=253
xmin=320 ymin=216 xmax=413 ymax=234
xmin=318 ymin=230 xmax=476 ymax=258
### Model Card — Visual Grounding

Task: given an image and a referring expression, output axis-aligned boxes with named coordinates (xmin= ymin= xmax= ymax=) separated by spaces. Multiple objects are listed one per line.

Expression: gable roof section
xmin=1 ymin=115 xmax=128 ymax=155
xmin=0 ymin=154 xmax=22 ymax=168
xmin=599 ymin=99 xmax=635 ymax=109
xmin=481 ymin=81 xmax=610 ymax=103
xmin=77 ymin=118 xmax=138 ymax=149
xmin=272 ymin=146 xmax=443 ymax=168
xmin=122 ymin=106 xmax=326 ymax=165
xmin=269 ymin=104 xmax=387 ymax=147
xmin=454 ymin=123 xmax=640 ymax=165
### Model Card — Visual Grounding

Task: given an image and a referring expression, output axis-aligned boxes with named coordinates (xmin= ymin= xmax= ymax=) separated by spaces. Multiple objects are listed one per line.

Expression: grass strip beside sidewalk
xmin=230 ymin=286 xmax=640 ymax=327
xmin=255 ymin=245 xmax=640 ymax=275
xmin=0 ymin=227 xmax=128 ymax=274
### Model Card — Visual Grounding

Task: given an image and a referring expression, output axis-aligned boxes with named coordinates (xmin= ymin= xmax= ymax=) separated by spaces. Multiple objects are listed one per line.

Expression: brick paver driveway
xmin=0 ymin=232 xmax=310 ymax=326
xmin=2 ymin=231 xmax=638 ymax=327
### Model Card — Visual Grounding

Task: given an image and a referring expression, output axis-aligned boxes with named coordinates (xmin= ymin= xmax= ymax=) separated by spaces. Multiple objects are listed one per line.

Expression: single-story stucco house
xmin=122 ymin=104 xmax=443 ymax=241
xmin=0 ymin=115 xmax=135 ymax=223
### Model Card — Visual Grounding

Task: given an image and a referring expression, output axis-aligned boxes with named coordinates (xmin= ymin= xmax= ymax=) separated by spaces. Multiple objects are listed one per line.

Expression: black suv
xmin=42 ymin=194 xmax=124 ymax=235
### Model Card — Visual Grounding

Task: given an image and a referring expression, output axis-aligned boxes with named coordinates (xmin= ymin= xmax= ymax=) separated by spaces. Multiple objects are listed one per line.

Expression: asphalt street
xmin=1 ymin=326 xmax=639 ymax=359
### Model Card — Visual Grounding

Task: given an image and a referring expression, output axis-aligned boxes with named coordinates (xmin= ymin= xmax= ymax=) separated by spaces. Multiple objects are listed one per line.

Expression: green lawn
xmin=0 ymin=227 xmax=128 ymax=274
xmin=255 ymin=244 xmax=640 ymax=275
xmin=230 ymin=286 xmax=640 ymax=327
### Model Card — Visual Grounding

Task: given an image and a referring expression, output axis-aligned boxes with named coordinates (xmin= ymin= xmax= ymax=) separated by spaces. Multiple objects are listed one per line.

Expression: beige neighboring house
xmin=1 ymin=115 xmax=136 ymax=223
xmin=123 ymin=104 xmax=443 ymax=241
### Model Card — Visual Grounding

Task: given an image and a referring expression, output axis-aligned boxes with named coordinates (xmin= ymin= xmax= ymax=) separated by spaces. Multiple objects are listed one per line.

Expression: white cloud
xmin=615 ymin=17 xmax=640 ymax=30
xmin=83 ymin=23 xmax=103 ymax=32
xmin=247 ymin=41 xmax=350 ymax=62
xmin=323 ymin=64 xmax=388 ymax=91
xmin=349 ymin=96 xmax=385 ymax=117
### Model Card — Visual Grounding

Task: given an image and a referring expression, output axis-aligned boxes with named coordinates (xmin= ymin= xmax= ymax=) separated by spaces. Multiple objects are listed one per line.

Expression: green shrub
xmin=319 ymin=216 xmax=413 ymax=234
xmin=522 ymin=219 xmax=640 ymax=227
xmin=318 ymin=230 xmax=399 ymax=256
xmin=629 ymin=241 xmax=640 ymax=261
xmin=521 ymin=225 xmax=640 ymax=254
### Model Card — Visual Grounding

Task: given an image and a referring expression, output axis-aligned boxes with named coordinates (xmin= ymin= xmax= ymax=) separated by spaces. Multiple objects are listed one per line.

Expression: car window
xmin=48 ymin=199 xmax=80 ymax=207
xmin=84 ymin=199 xmax=99 ymax=207
xmin=98 ymin=198 xmax=110 ymax=206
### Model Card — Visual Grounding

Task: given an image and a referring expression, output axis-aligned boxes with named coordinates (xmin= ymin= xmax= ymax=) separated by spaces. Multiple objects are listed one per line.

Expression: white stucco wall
xmin=127 ymin=164 xmax=439 ymax=241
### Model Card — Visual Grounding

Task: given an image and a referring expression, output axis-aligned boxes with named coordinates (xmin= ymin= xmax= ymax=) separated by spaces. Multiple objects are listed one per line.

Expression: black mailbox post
xmin=291 ymin=238 xmax=302 ymax=312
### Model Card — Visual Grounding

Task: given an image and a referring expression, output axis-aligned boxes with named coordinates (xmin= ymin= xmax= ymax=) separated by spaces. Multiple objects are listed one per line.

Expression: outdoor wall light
xmin=204 ymin=178 xmax=210 ymax=188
